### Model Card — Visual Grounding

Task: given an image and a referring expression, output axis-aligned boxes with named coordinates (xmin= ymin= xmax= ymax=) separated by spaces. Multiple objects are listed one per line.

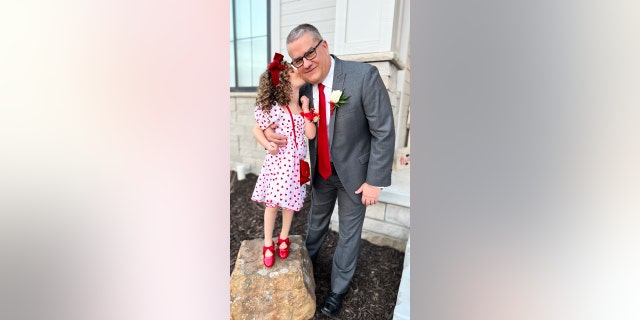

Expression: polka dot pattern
xmin=251 ymin=104 xmax=307 ymax=211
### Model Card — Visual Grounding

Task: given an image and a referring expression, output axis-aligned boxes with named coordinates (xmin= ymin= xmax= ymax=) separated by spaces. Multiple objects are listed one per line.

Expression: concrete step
xmin=379 ymin=169 xmax=410 ymax=208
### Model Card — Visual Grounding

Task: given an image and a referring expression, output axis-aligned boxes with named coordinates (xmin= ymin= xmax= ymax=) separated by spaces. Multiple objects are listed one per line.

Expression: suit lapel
xmin=329 ymin=56 xmax=345 ymax=150
xmin=301 ymin=83 xmax=313 ymax=108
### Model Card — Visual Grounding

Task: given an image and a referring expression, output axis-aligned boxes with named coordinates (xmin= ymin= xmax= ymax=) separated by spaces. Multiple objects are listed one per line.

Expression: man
xmin=265 ymin=23 xmax=395 ymax=317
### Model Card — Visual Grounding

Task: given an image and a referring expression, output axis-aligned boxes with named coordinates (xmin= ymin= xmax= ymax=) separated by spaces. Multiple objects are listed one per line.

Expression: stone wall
xmin=330 ymin=169 xmax=410 ymax=252
xmin=330 ymin=201 xmax=410 ymax=252
xmin=230 ymin=92 xmax=266 ymax=174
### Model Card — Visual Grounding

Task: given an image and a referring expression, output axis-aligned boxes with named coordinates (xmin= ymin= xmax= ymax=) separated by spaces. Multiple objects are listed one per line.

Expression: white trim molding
xmin=334 ymin=0 xmax=399 ymax=55
xmin=270 ymin=0 xmax=281 ymax=54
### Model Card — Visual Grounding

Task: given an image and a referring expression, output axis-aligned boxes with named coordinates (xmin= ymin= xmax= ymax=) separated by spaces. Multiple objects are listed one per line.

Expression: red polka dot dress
xmin=251 ymin=104 xmax=307 ymax=211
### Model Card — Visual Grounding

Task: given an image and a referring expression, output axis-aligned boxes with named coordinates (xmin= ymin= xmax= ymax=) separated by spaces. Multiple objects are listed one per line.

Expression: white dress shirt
xmin=313 ymin=56 xmax=335 ymax=126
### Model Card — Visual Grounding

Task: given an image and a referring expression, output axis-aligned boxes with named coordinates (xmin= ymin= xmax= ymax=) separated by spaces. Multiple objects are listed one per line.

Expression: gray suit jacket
xmin=302 ymin=55 xmax=395 ymax=204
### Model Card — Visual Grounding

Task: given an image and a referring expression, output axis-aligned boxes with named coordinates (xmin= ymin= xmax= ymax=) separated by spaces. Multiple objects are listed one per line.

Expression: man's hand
xmin=264 ymin=123 xmax=287 ymax=148
xmin=355 ymin=182 xmax=382 ymax=206
xmin=266 ymin=142 xmax=279 ymax=155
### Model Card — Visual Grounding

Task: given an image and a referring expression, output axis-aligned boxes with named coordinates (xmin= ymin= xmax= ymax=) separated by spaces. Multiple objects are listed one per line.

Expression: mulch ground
xmin=230 ymin=171 xmax=405 ymax=319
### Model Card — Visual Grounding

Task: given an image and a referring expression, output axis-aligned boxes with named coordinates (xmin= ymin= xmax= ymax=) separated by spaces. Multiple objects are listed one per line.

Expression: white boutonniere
xmin=329 ymin=89 xmax=349 ymax=115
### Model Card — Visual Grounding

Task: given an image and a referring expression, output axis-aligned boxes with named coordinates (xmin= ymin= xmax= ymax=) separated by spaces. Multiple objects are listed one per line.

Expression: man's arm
xmin=253 ymin=125 xmax=279 ymax=155
xmin=362 ymin=65 xmax=396 ymax=187
xmin=355 ymin=65 xmax=395 ymax=206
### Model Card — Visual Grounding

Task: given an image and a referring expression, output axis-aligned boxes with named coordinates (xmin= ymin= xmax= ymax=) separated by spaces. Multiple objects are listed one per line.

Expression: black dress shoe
xmin=321 ymin=291 xmax=345 ymax=317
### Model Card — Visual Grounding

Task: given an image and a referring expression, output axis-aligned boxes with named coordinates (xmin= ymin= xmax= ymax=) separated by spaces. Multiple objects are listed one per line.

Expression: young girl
xmin=251 ymin=53 xmax=316 ymax=268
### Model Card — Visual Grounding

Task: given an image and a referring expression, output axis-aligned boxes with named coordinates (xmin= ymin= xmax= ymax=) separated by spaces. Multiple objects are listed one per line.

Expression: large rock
xmin=230 ymin=235 xmax=316 ymax=320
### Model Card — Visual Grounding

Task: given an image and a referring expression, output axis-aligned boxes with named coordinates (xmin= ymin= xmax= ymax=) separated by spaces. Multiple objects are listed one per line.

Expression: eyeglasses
xmin=291 ymin=40 xmax=323 ymax=68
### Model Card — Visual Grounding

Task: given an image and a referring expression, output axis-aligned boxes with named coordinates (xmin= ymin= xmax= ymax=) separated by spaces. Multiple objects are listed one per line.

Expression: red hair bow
xmin=268 ymin=53 xmax=286 ymax=87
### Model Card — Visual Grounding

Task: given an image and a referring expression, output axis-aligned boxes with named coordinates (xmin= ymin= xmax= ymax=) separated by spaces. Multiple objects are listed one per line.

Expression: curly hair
xmin=255 ymin=62 xmax=293 ymax=112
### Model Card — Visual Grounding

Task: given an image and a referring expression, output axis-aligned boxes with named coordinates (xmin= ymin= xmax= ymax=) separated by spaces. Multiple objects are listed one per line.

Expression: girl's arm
xmin=300 ymin=96 xmax=317 ymax=139
xmin=303 ymin=118 xmax=316 ymax=139
xmin=253 ymin=124 xmax=279 ymax=155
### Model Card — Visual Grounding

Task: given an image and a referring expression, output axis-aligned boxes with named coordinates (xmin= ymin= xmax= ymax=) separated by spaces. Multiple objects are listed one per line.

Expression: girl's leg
xmin=264 ymin=206 xmax=278 ymax=256
xmin=276 ymin=209 xmax=294 ymax=259
xmin=279 ymin=209 xmax=294 ymax=248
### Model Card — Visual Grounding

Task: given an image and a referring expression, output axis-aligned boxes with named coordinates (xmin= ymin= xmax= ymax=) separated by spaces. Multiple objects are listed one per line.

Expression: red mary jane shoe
xmin=277 ymin=236 xmax=291 ymax=259
xmin=263 ymin=243 xmax=275 ymax=268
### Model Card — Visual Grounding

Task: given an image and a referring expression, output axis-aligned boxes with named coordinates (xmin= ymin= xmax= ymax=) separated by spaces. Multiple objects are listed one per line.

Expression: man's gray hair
xmin=286 ymin=23 xmax=323 ymax=44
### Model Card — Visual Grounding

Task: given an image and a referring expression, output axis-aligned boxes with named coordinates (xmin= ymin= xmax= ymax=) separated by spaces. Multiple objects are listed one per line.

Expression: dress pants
xmin=305 ymin=163 xmax=366 ymax=295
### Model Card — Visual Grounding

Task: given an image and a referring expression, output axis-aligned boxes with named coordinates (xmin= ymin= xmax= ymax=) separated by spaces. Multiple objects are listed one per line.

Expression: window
xmin=230 ymin=0 xmax=270 ymax=91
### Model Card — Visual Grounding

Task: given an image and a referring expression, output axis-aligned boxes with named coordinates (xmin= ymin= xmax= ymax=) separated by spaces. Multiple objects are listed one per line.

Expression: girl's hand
xmin=300 ymin=96 xmax=310 ymax=112
xmin=266 ymin=142 xmax=279 ymax=155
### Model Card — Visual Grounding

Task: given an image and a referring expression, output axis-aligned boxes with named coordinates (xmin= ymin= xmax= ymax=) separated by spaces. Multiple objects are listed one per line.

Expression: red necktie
xmin=317 ymin=83 xmax=331 ymax=179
